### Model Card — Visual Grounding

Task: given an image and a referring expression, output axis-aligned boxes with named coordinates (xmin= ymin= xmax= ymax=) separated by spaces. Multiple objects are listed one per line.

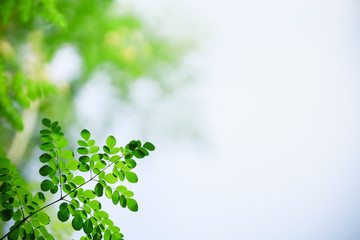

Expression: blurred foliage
xmin=0 ymin=0 xmax=189 ymax=157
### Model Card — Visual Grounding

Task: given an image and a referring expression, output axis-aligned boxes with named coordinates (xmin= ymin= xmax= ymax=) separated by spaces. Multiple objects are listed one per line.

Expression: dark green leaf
xmin=40 ymin=129 xmax=51 ymax=135
xmin=39 ymin=154 xmax=52 ymax=163
xmin=79 ymin=163 xmax=90 ymax=172
xmin=77 ymin=147 xmax=89 ymax=155
xmin=57 ymin=208 xmax=70 ymax=222
xmin=119 ymin=195 xmax=126 ymax=208
xmin=50 ymin=185 xmax=58 ymax=194
xmin=40 ymin=143 xmax=55 ymax=151
xmin=94 ymin=183 xmax=103 ymax=197
xmin=0 ymin=182 xmax=12 ymax=193
xmin=42 ymin=118 xmax=51 ymax=127
xmin=39 ymin=165 xmax=53 ymax=176
xmin=0 ymin=209 xmax=13 ymax=221
xmin=103 ymin=145 xmax=110 ymax=154
xmin=40 ymin=180 xmax=53 ymax=191
xmin=143 ymin=142 xmax=155 ymax=151
xmin=83 ymin=219 xmax=93 ymax=234
xmin=79 ymin=156 xmax=90 ymax=163
xmin=133 ymin=149 xmax=145 ymax=159
xmin=72 ymin=214 xmax=83 ymax=231
xmin=0 ymin=174 xmax=11 ymax=181
xmin=129 ymin=140 xmax=137 ymax=151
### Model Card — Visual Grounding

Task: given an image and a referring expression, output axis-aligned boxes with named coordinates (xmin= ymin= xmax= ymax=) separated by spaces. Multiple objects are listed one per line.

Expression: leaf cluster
xmin=0 ymin=118 xmax=155 ymax=239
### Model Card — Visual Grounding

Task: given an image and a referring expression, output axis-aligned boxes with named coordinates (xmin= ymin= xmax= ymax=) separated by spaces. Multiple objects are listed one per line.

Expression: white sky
xmin=53 ymin=0 xmax=360 ymax=239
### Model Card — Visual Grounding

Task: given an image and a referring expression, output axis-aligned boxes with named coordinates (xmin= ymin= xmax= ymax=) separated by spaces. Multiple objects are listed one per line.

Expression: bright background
xmin=52 ymin=0 xmax=360 ymax=239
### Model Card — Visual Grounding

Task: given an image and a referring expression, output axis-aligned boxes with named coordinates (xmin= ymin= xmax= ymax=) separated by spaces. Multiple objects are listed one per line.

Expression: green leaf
xmin=56 ymin=139 xmax=68 ymax=149
xmin=0 ymin=209 xmax=13 ymax=221
xmin=82 ymin=190 xmax=95 ymax=199
xmin=39 ymin=165 xmax=53 ymax=176
xmin=119 ymin=195 xmax=126 ymax=208
xmin=60 ymin=175 xmax=67 ymax=184
xmin=123 ymin=190 xmax=134 ymax=198
xmin=66 ymin=159 xmax=79 ymax=170
xmin=105 ymin=187 xmax=112 ymax=199
xmin=103 ymin=145 xmax=110 ymax=154
xmin=77 ymin=147 xmax=89 ymax=155
xmin=125 ymin=159 xmax=137 ymax=169
xmin=143 ymin=142 xmax=155 ymax=151
xmin=106 ymin=136 xmax=116 ymax=149
xmin=59 ymin=160 xmax=65 ymax=170
xmin=90 ymin=146 xmax=99 ymax=154
xmin=112 ymin=191 xmax=120 ymax=205
xmin=108 ymin=226 xmax=120 ymax=233
xmin=77 ymin=140 xmax=88 ymax=147
xmin=116 ymin=186 xmax=127 ymax=193
xmin=127 ymin=198 xmax=138 ymax=212
xmin=62 ymin=184 xmax=71 ymax=193
xmin=40 ymin=143 xmax=55 ymax=151
xmin=72 ymin=176 xmax=85 ymax=185
xmin=94 ymin=183 xmax=104 ymax=197
xmin=119 ymin=170 xmax=125 ymax=181
xmin=39 ymin=154 xmax=52 ymax=163
xmin=125 ymin=171 xmax=138 ymax=183
xmin=88 ymin=200 xmax=101 ymax=210
xmin=94 ymin=160 xmax=106 ymax=169
xmin=34 ymin=192 xmax=46 ymax=203
xmin=59 ymin=202 xmax=68 ymax=210
xmin=128 ymin=141 xmax=137 ymax=151
xmin=50 ymin=185 xmax=59 ymax=194
xmin=42 ymin=118 xmax=51 ymax=127
xmin=0 ymin=182 xmax=12 ymax=193
xmin=83 ymin=219 xmax=93 ymax=234
xmin=81 ymin=129 xmax=91 ymax=141
xmin=97 ymin=211 xmax=109 ymax=219
xmin=79 ymin=156 xmax=90 ymax=163
xmin=79 ymin=163 xmax=90 ymax=172
xmin=88 ymin=140 xmax=95 ymax=147
xmin=104 ymin=173 xmax=118 ymax=184
xmin=57 ymin=208 xmax=70 ymax=222
xmin=40 ymin=180 xmax=53 ymax=191
xmin=36 ymin=212 xmax=50 ymax=225
xmin=104 ymin=229 xmax=111 ymax=240
xmin=72 ymin=214 xmax=83 ymax=231
xmin=61 ymin=150 xmax=74 ymax=159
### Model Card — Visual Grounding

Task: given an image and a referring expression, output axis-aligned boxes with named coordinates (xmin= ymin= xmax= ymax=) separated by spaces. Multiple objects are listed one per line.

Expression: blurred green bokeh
xmin=0 ymin=0 xmax=191 ymax=159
